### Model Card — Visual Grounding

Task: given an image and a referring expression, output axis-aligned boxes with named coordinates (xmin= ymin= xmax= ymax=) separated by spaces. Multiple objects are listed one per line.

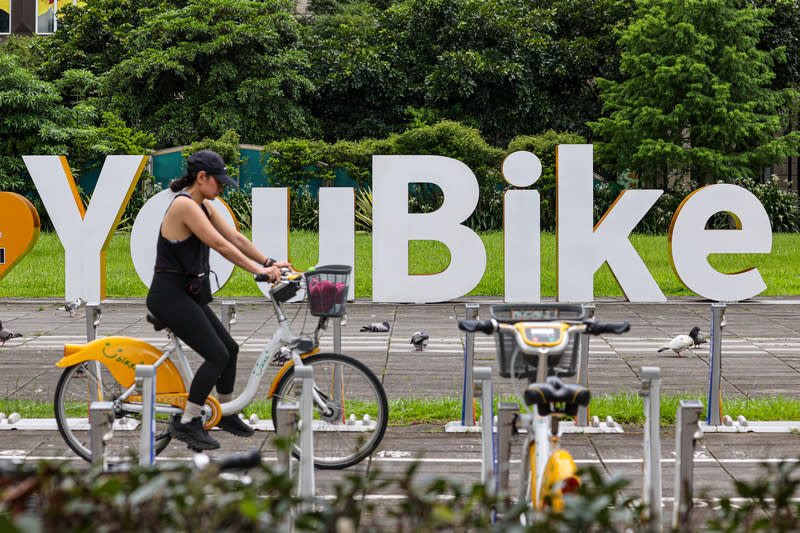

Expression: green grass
xmin=10 ymin=393 xmax=800 ymax=425
xmin=2 ymin=231 xmax=799 ymax=298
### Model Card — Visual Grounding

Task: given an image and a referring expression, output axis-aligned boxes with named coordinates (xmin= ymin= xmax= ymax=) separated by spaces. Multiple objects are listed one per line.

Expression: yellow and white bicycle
xmin=53 ymin=265 xmax=388 ymax=469
xmin=459 ymin=304 xmax=629 ymax=512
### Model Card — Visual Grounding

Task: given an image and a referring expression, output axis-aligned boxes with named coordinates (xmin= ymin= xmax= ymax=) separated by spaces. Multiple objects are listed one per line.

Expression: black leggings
xmin=146 ymin=272 xmax=239 ymax=406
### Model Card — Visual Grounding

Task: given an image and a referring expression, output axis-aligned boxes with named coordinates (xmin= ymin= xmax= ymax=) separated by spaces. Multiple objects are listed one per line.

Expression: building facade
xmin=1 ymin=0 xmax=80 ymax=37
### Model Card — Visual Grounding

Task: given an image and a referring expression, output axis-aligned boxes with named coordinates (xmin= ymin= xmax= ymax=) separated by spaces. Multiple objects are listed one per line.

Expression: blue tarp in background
xmin=78 ymin=146 xmax=358 ymax=198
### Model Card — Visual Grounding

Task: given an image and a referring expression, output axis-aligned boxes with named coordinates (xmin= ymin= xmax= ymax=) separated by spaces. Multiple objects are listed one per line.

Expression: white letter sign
xmin=669 ymin=184 xmax=771 ymax=301
xmin=503 ymin=151 xmax=542 ymax=302
xmin=372 ymin=155 xmax=486 ymax=302
xmin=24 ymin=155 xmax=146 ymax=302
xmin=556 ymin=145 xmax=665 ymax=302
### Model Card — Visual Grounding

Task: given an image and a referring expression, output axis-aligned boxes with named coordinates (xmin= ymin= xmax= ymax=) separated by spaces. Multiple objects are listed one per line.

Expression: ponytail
xmin=169 ymin=170 xmax=198 ymax=192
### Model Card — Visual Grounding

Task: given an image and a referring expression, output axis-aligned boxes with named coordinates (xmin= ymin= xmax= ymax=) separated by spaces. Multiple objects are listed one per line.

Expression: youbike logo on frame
xmin=21 ymin=147 xmax=772 ymax=304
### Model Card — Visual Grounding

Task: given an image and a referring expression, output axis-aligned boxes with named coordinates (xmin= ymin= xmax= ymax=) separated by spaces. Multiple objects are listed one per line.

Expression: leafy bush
xmin=596 ymin=176 xmax=800 ymax=235
xmin=292 ymin=186 xmax=320 ymax=231
xmin=703 ymin=459 xmax=800 ymax=532
xmin=263 ymin=121 xmax=507 ymax=231
xmin=735 ymin=176 xmax=800 ymax=233
xmin=0 ymin=460 xmax=643 ymax=533
xmin=224 ymin=185 xmax=254 ymax=232
xmin=6 ymin=457 xmax=800 ymax=532
xmin=182 ymin=130 xmax=244 ymax=181
xmin=117 ymin=175 xmax=162 ymax=233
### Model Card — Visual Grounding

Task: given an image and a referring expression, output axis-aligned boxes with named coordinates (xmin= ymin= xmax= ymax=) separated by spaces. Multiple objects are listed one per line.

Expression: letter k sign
xmin=23 ymin=155 xmax=147 ymax=302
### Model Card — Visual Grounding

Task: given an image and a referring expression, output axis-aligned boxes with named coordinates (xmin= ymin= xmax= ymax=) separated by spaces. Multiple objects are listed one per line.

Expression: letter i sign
xmin=0 ymin=192 xmax=40 ymax=281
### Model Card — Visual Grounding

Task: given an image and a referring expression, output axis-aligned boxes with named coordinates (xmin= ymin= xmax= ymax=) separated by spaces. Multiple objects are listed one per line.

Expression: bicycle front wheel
xmin=54 ymin=362 xmax=172 ymax=463
xmin=271 ymin=353 xmax=388 ymax=469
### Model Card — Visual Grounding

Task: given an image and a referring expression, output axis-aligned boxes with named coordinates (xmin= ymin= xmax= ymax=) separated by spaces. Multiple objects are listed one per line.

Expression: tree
xmin=103 ymin=0 xmax=317 ymax=147
xmin=589 ymin=0 xmax=800 ymax=188
xmin=32 ymin=0 xmax=182 ymax=81
xmin=0 ymin=54 xmax=69 ymax=192
xmin=300 ymin=1 xmax=407 ymax=141
xmin=303 ymin=0 xmax=635 ymax=145
xmin=758 ymin=0 xmax=800 ymax=90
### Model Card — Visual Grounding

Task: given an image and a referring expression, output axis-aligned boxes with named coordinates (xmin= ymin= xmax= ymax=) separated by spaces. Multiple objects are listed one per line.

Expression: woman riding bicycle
xmin=146 ymin=149 xmax=290 ymax=451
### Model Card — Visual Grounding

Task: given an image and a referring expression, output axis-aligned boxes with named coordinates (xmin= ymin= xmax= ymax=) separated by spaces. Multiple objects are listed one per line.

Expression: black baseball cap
xmin=186 ymin=150 xmax=237 ymax=187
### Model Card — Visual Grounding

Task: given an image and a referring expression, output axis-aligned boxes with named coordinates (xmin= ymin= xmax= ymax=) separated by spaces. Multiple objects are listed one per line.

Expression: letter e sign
xmin=0 ymin=192 xmax=41 ymax=281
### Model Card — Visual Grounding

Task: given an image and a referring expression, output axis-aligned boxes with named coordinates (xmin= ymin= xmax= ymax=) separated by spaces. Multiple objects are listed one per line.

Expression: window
xmin=0 ymin=0 xmax=9 ymax=35
xmin=37 ymin=0 xmax=81 ymax=34
xmin=37 ymin=0 xmax=55 ymax=34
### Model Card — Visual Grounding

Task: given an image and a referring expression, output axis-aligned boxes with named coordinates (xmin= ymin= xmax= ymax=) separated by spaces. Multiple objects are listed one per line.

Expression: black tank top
xmin=154 ymin=192 xmax=210 ymax=277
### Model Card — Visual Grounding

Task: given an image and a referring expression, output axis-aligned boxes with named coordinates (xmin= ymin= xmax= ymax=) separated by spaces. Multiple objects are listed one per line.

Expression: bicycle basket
xmin=304 ymin=265 xmax=351 ymax=317
xmin=489 ymin=304 xmax=586 ymax=379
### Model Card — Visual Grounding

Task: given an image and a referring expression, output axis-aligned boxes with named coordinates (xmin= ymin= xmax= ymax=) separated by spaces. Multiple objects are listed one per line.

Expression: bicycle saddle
xmin=524 ymin=376 xmax=590 ymax=416
xmin=146 ymin=312 xmax=168 ymax=331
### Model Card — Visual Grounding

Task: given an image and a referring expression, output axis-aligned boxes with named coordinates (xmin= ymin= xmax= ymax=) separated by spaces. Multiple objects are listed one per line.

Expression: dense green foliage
xmin=589 ymin=0 xmax=800 ymax=188
xmin=1 ymin=0 xmax=799 ymax=235
xmin=4 ymin=456 xmax=800 ymax=531
xmin=0 ymin=54 xmax=67 ymax=193
xmin=303 ymin=0 xmax=636 ymax=145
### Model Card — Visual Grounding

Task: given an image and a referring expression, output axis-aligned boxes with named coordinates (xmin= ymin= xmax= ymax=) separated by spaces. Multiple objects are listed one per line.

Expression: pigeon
xmin=691 ymin=326 xmax=707 ymax=347
xmin=410 ymin=331 xmax=429 ymax=351
xmin=63 ymin=297 xmax=86 ymax=318
xmin=361 ymin=321 xmax=390 ymax=332
xmin=0 ymin=321 xmax=22 ymax=346
xmin=657 ymin=327 xmax=706 ymax=357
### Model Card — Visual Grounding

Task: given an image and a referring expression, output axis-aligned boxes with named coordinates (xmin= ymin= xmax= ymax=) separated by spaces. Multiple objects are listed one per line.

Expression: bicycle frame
xmin=497 ymin=321 xmax=587 ymax=511
xmin=55 ymin=277 xmax=331 ymax=427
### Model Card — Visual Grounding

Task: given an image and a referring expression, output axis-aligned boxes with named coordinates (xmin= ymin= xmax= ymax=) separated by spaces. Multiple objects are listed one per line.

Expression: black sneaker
xmin=216 ymin=414 xmax=255 ymax=437
xmin=169 ymin=417 xmax=220 ymax=450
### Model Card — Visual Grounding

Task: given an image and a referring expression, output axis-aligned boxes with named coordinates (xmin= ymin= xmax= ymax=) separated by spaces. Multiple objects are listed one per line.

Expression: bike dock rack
xmin=494 ymin=401 xmax=518 ymax=498
xmin=576 ymin=303 xmax=594 ymax=427
xmin=446 ymin=304 xmax=481 ymax=433
xmin=697 ymin=303 xmax=800 ymax=433
xmin=86 ymin=302 xmax=101 ymax=342
xmin=639 ymin=366 xmax=662 ymax=530
xmin=135 ymin=364 xmax=157 ymax=466
xmin=673 ymin=400 xmax=704 ymax=530
xmin=221 ymin=300 xmax=237 ymax=333
xmin=89 ymin=400 xmax=115 ymax=470
xmin=295 ymin=365 xmax=315 ymax=500
xmin=473 ymin=367 xmax=494 ymax=488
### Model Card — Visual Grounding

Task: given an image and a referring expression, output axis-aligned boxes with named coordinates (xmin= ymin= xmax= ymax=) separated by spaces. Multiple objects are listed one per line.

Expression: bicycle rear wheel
xmin=271 ymin=353 xmax=388 ymax=469
xmin=54 ymin=362 xmax=172 ymax=463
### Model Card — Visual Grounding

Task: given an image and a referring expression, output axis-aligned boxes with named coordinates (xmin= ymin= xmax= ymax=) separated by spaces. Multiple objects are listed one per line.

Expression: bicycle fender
xmin=539 ymin=449 xmax=579 ymax=511
xmin=266 ymin=348 xmax=320 ymax=398
xmin=57 ymin=336 xmax=186 ymax=393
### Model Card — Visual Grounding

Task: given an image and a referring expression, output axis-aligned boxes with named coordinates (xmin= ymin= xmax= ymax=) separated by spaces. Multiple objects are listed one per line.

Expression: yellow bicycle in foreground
xmin=459 ymin=304 xmax=629 ymax=512
xmin=53 ymin=265 xmax=388 ymax=469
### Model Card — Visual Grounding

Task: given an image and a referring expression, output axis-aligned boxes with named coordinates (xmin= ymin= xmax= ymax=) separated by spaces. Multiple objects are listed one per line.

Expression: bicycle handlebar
xmin=584 ymin=320 xmax=630 ymax=335
xmin=254 ymin=267 xmax=293 ymax=284
xmin=457 ymin=318 xmax=630 ymax=336
xmin=458 ymin=318 xmax=498 ymax=334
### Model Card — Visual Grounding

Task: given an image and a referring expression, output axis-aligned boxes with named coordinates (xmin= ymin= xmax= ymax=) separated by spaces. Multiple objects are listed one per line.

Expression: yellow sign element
xmin=0 ymin=192 xmax=41 ymax=282
xmin=58 ymin=336 xmax=185 ymax=392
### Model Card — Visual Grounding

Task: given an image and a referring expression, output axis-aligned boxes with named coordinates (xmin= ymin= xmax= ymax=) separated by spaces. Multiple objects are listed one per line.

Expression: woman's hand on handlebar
xmin=254 ymin=260 xmax=293 ymax=282
xmin=256 ymin=265 xmax=281 ymax=283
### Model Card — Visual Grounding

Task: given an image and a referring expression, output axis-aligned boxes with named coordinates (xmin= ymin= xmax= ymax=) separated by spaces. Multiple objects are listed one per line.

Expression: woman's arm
xmin=207 ymin=201 xmax=291 ymax=269
xmin=173 ymin=197 xmax=280 ymax=279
